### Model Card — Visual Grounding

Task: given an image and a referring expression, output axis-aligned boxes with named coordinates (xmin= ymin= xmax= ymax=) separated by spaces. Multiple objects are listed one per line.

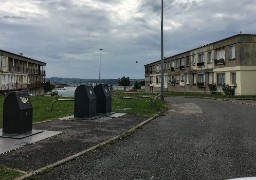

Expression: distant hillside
xmin=46 ymin=77 xmax=119 ymax=85
xmin=46 ymin=77 xmax=144 ymax=86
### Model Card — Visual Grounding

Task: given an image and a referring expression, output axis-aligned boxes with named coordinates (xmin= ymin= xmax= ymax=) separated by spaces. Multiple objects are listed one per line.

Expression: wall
xmin=240 ymin=68 xmax=256 ymax=95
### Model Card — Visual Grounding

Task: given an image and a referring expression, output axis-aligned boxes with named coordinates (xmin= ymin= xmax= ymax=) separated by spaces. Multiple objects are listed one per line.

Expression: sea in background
xmin=53 ymin=85 xmax=139 ymax=97
xmin=55 ymin=86 xmax=76 ymax=97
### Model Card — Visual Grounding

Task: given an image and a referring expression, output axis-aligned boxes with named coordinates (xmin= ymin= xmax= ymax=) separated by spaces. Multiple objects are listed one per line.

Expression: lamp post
xmin=99 ymin=48 xmax=103 ymax=84
xmin=160 ymin=0 xmax=164 ymax=100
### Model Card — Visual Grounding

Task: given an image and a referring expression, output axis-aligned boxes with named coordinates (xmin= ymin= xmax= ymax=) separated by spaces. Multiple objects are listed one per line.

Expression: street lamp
xmin=160 ymin=0 xmax=164 ymax=100
xmin=99 ymin=48 xmax=103 ymax=84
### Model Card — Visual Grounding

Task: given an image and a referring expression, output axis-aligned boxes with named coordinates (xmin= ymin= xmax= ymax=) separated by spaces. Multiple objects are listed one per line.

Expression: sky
xmin=0 ymin=0 xmax=256 ymax=79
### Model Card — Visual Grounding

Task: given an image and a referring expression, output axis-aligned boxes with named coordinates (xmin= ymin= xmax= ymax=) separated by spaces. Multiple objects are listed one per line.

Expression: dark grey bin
xmin=94 ymin=84 xmax=112 ymax=114
xmin=74 ymin=85 xmax=96 ymax=118
xmin=3 ymin=91 xmax=32 ymax=134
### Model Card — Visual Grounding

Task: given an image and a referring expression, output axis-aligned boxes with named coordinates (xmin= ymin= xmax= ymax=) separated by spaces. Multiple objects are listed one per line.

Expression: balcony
xmin=214 ymin=58 xmax=225 ymax=65
xmin=197 ymin=62 xmax=205 ymax=67
xmin=179 ymin=65 xmax=185 ymax=70
xmin=0 ymin=83 xmax=28 ymax=91
xmin=41 ymin=70 xmax=46 ymax=76
xmin=28 ymin=81 xmax=44 ymax=88
xmin=9 ymin=66 xmax=27 ymax=74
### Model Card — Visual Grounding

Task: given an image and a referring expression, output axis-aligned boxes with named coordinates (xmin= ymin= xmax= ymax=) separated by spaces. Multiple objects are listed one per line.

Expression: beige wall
xmin=240 ymin=70 xmax=256 ymax=95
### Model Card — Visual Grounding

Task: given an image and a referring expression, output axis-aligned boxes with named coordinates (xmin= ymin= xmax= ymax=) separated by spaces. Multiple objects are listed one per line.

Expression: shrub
xmin=208 ymin=83 xmax=217 ymax=94
xmin=222 ymin=84 xmax=236 ymax=96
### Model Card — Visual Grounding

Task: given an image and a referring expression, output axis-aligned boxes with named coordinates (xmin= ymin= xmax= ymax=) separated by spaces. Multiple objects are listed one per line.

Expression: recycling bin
xmin=74 ymin=85 xmax=96 ymax=118
xmin=94 ymin=84 xmax=112 ymax=114
xmin=3 ymin=91 xmax=33 ymax=134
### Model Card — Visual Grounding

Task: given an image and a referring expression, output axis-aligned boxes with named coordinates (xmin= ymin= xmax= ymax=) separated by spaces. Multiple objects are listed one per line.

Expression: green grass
xmin=112 ymin=98 xmax=166 ymax=116
xmin=0 ymin=165 xmax=24 ymax=180
xmin=30 ymin=96 xmax=74 ymax=123
xmin=0 ymin=93 xmax=166 ymax=128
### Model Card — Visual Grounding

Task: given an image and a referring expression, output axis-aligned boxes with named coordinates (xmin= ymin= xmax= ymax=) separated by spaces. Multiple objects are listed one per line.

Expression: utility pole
xmin=99 ymin=48 xmax=103 ymax=84
xmin=160 ymin=0 xmax=164 ymax=101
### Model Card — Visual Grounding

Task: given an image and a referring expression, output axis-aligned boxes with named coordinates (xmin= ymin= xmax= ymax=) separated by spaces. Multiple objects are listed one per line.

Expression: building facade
xmin=0 ymin=50 xmax=46 ymax=95
xmin=144 ymin=34 xmax=256 ymax=95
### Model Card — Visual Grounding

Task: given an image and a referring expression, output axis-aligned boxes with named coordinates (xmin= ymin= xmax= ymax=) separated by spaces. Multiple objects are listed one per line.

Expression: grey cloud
xmin=2 ymin=15 xmax=27 ymax=20
xmin=1 ymin=0 xmax=256 ymax=79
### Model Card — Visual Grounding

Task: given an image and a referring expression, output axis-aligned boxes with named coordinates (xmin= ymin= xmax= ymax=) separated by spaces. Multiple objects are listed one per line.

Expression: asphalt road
xmin=39 ymin=97 xmax=256 ymax=180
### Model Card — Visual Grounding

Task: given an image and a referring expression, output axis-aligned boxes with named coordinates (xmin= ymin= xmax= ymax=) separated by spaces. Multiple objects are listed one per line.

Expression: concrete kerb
xmin=15 ymin=114 xmax=160 ymax=180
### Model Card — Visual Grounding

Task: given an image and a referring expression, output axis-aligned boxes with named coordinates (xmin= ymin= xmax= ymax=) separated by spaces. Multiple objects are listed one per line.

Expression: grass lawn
xmin=0 ymin=165 xmax=24 ymax=180
xmin=0 ymin=92 xmax=166 ymax=128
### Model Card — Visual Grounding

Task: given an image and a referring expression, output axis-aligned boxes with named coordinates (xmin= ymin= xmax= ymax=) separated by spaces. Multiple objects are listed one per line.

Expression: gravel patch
xmin=0 ymin=114 xmax=147 ymax=172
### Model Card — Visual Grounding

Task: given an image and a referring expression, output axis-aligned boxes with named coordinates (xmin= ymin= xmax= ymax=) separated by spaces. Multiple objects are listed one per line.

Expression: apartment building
xmin=0 ymin=49 xmax=46 ymax=95
xmin=145 ymin=34 xmax=256 ymax=95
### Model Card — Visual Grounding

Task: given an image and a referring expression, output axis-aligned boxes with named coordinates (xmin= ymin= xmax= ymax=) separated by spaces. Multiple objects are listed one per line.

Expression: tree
xmin=138 ymin=80 xmax=145 ymax=86
xmin=43 ymin=81 xmax=55 ymax=93
xmin=134 ymin=80 xmax=145 ymax=90
xmin=118 ymin=76 xmax=130 ymax=86
xmin=133 ymin=81 xmax=141 ymax=90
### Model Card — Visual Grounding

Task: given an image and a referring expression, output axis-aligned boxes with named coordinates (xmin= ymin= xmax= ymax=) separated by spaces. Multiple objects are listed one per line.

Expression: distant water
xmin=55 ymin=87 xmax=76 ymax=97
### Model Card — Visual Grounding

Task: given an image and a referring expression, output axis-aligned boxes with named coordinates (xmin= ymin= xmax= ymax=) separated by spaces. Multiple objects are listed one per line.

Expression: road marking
xmin=167 ymin=103 xmax=203 ymax=114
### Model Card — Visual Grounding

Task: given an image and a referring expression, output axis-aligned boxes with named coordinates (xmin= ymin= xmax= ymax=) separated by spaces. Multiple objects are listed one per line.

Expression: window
xmin=216 ymin=49 xmax=225 ymax=60
xmin=149 ymin=66 xmax=152 ymax=73
xmin=0 ymin=56 xmax=6 ymax=67
xmin=186 ymin=56 xmax=190 ymax=66
xmin=180 ymin=74 xmax=185 ymax=82
xmin=176 ymin=75 xmax=180 ymax=83
xmin=198 ymin=53 xmax=205 ymax=63
xmin=230 ymin=45 xmax=235 ymax=59
xmin=231 ymin=72 xmax=236 ymax=84
xmin=156 ymin=65 xmax=159 ymax=72
xmin=217 ymin=73 xmax=225 ymax=86
xmin=168 ymin=61 xmax=171 ymax=69
xmin=198 ymin=74 xmax=205 ymax=83
xmin=176 ymin=59 xmax=180 ymax=68
xmin=208 ymin=73 xmax=213 ymax=84
xmin=192 ymin=55 xmax=195 ymax=65
xmin=171 ymin=76 xmax=175 ymax=85
xmin=181 ymin=58 xmax=185 ymax=66
xmin=207 ymin=51 xmax=212 ymax=63
xmin=171 ymin=61 xmax=175 ymax=68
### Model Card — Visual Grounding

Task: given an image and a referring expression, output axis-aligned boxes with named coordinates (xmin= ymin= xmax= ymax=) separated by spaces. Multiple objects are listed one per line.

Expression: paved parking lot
xmin=38 ymin=97 xmax=256 ymax=180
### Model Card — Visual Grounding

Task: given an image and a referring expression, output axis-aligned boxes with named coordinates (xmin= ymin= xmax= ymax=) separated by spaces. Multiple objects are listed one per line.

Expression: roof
xmin=0 ymin=49 xmax=46 ymax=66
xmin=145 ymin=33 xmax=256 ymax=66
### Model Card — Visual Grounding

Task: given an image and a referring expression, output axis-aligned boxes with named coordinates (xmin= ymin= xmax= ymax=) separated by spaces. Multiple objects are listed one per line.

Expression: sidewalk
xmin=0 ymin=114 xmax=149 ymax=174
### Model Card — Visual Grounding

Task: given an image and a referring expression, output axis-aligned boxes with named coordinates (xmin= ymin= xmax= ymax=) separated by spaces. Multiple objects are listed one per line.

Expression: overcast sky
xmin=1 ymin=0 xmax=256 ymax=79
